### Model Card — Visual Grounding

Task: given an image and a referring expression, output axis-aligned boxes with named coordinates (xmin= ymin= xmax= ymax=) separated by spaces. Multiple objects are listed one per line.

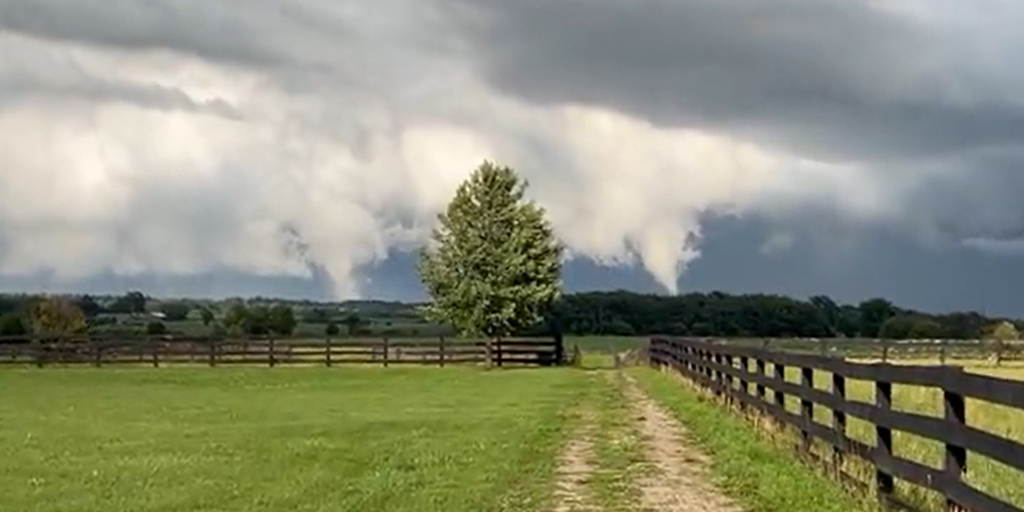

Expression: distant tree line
xmin=516 ymin=290 xmax=1014 ymax=340
xmin=1 ymin=289 xmax=1018 ymax=341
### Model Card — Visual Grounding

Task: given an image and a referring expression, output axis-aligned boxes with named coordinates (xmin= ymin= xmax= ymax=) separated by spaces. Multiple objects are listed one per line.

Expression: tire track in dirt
xmin=620 ymin=373 xmax=743 ymax=512
xmin=552 ymin=408 xmax=601 ymax=512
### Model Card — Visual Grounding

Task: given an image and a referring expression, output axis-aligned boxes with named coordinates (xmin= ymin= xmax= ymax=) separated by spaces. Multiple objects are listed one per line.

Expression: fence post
xmin=496 ymin=338 xmax=503 ymax=367
xmin=34 ymin=338 xmax=44 ymax=368
xmin=93 ymin=338 xmax=101 ymax=368
xmin=325 ymin=337 xmax=332 ymax=367
xmin=383 ymin=338 xmax=389 ymax=368
xmin=269 ymin=338 xmax=276 ymax=368
xmin=943 ymin=366 xmax=967 ymax=512
xmin=713 ymin=353 xmax=725 ymax=397
xmin=995 ymin=339 xmax=1004 ymax=366
xmin=439 ymin=336 xmax=446 ymax=367
xmin=151 ymin=339 xmax=159 ymax=368
xmin=209 ymin=339 xmax=217 ymax=367
xmin=704 ymin=349 xmax=714 ymax=385
xmin=724 ymin=354 xmax=735 ymax=397
xmin=755 ymin=358 xmax=766 ymax=401
xmin=739 ymin=356 xmax=750 ymax=409
xmin=800 ymin=367 xmax=814 ymax=453
xmin=880 ymin=339 xmax=890 ymax=362
xmin=697 ymin=349 xmax=707 ymax=382
xmin=875 ymin=379 xmax=895 ymax=504
xmin=773 ymin=363 xmax=785 ymax=414
xmin=940 ymin=339 xmax=948 ymax=365
xmin=554 ymin=332 xmax=564 ymax=366
xmin=832 ymin=371 xmax=847 ymax=472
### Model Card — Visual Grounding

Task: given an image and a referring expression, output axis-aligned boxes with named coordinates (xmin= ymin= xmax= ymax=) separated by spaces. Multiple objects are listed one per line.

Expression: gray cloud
xmin=0 ymin=0 xmax=318 ymax=65
xmin=449 ymin=0 xmax=1024 ymax=162
xmin=0 ymin=0 xmax=1023 ymax=301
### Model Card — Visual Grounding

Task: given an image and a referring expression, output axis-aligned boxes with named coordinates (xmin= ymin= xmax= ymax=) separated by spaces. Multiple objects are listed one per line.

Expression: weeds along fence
xmin=0 ymin=336 xmax=565 ymax=368
xmin=724 ymin=337 xmax=1024 ymax=364
xmin=649 ymin=337 xmax=1024 ymax=512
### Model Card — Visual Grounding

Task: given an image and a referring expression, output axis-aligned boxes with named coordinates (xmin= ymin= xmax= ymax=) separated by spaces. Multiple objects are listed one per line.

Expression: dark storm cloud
xmin=0 ymin=76 xmax=242 ymax=118
xmin=0 ymin=0 xmax=356 ymax=67
xmin=446 ymin=0 xmax=1024 ymax=162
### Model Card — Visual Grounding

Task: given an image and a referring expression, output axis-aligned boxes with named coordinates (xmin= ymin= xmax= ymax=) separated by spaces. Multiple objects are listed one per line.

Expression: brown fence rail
xmin=721 ymin=337 xmax=1024 ymax=364
xmin=0 ymin=336 xmax=565 ymax=368
xmin=649 ymin=337 xmax=1024 ymax=512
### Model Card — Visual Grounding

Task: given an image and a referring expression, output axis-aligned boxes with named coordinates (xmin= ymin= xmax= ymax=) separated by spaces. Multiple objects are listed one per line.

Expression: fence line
xmin=0 ymin=336 xmax=565 ymax=368
xmin=648 ymin=337 xmax=1024 ymax=512
xmin=715 ymin=337 xmax=1024 ymax=364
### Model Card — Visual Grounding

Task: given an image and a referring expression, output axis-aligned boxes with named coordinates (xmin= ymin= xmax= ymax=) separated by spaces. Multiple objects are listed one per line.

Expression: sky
xmin=1 ymin=0 xmax=1024 ymax=315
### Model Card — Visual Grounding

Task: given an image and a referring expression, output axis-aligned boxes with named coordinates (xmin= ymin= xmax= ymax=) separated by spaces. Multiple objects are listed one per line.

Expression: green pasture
xmin=0 ymin=367 xmax=586 ymax=512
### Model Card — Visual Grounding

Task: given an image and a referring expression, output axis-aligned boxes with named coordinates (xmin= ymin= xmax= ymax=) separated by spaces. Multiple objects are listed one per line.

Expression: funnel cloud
xmin=1 ymin=0 xmax=1024 ymax=312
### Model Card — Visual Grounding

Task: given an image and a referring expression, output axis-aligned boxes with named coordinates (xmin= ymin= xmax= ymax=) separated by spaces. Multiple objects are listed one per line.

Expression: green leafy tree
xmin=907 ymin=318 xmax=942 ymax=339
xmin=245 ymin=305 xmax=272 ymax=336
xmin=0 ymin=313 xmax=28 ymax=336
xmin=73 ymin=295 xmax=103 ymax=318
xmin=879 ymin=315 xmax=941 ymax=340
xmin=303 ymin=308 xmax=332 ymax=324
xmin=109 ymin=291 xmax=147 ymax=315
xmin=146 ymin=321 xmax=167 ymax=335
xmin=341 ymin=313 xmax=365 ymax=336
xmin=0 ymin=296 xmax=21 ymax=315
xmin=223 ymin=303 xmax=250 ymax=335
xmin=199 ymin=307 xmax=215 ymax=327
xmin=268 ymin=305 xmax=297 ymax=336
xmin=29 ymin=298 xmax=88 ymax=336
xmin=858 ymin=298 xmax=895 ymax=338
xmin=990 ymin=321 xmax=1020 ymax=341
xmin=325 ymin=322 xmax=340 ymax=336
xmin=418 ymin=161 xmax=563 ymax=338
xmin=161 ymin=302 xmax=191 ymax=322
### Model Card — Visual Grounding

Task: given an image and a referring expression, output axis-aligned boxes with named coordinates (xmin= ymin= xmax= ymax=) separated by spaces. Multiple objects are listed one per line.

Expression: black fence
xmin=649 ymin=336 xmax=1024 ymax=512
xmin=0 ymin=335 xmax=566 ymax=368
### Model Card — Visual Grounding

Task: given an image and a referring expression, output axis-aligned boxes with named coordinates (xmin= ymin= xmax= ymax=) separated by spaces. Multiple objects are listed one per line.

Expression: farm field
xmin=6 ymin=337 xmax=1020 ymax=512
xmin=564 ymin=335 xmax=645 ymax=354
xmin=0 ymin=367 xmax=587 ymax=512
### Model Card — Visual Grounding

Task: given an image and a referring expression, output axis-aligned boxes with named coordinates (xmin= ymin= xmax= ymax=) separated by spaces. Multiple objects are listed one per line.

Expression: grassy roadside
xmin=629 ymin=367 xmax=882 ymax=512
xmin=586 ymin=371 xmax=646 ymax=511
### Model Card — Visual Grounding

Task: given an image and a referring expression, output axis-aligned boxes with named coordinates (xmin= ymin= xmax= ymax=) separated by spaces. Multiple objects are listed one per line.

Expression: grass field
xmin=0 ymin=368 xmax=587 ymax=512
xmin=564 ymin=335 xmax=645 ymax=354
xmin=6 ymin=338 xmax=1020 ymax=512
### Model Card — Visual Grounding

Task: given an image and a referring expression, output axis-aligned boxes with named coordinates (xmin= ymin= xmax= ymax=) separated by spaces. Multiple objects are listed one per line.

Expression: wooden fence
xmin=649 ymin=337 xmax=1024 ymax=512
xmin=722 ymin=337 xmax=1024 ymax=364
xmin=0 ymin=336 xmax=565 ymax=368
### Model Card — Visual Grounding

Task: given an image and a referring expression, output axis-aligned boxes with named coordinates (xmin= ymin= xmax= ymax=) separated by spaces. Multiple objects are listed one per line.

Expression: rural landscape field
xmin=5 ymin=160 xmax=1024 ymax=512
xmin=5 ymin=331 xmax=1024 ymax=512
xmin=6 ymin=3 xmax=1024 ymax=512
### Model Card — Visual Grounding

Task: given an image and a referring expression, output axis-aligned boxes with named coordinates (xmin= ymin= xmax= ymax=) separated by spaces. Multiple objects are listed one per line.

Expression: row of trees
xmin=0 ymin=296 xmax=302 ymax=338
xmin=512 ymin=291 xmax=1011 ymax=340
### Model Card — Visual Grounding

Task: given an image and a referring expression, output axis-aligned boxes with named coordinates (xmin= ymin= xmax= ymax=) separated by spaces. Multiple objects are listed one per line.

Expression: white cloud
xmin=0 ymin=0 xmax=1019 ymax=298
